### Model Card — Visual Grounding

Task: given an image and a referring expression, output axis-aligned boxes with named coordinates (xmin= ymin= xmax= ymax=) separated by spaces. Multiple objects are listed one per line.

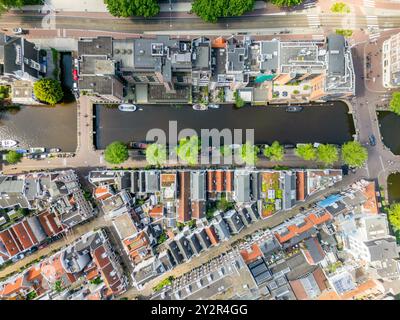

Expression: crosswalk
xmin=307 ymin=14 xmax=321 ymax=28
xmin=366 ymin=15 xmax=380 ymax=42
xmin=363 ymin=0 xmax=376 ymax=8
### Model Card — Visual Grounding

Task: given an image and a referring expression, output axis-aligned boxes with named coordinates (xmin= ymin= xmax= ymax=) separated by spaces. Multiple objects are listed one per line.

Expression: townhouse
xmin=76 ymin=34 xmax=354 ymax=104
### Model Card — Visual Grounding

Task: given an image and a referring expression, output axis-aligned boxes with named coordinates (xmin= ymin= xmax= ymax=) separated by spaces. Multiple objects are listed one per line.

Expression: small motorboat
xmin=208 ymin=104 xmax=220 ymax=109
xmin=286 ymin=106 xmax=303 ymax=112
xmin=49 ymin=148 xmax=61 ymax=153
xmin=1 ymin=140 xmax=18 ymax=148
xmin=29 ymin=147 xmax=45 ymax=153
xmin=193 ymin=104 xmax=208 ymax=111
xmin=118 ymin=104 xmax=137 ymax=112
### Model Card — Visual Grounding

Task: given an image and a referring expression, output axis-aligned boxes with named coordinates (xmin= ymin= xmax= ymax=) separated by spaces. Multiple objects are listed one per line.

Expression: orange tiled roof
xmin=212 ymin=37 xmax=227 ymax=48
xmin=215 ymin=171 xmax=224 ymax=192
xmin=149 ymin=205 xmax=164 ymax=219
xmin=296 ymin=171 xmax=306 ymax=201
xmin=0 ymin=229 xmax=22 ymax=257
xmin=207 ymin=171 xmax=215 ymax=192
xmin=362 ymin=182 xmax=378 ymax=215
xmin=95 ymin=186 xmax=113 ymax=201
xmin=177 ymin=172 xmax=191 ymax=223
xmin=240 ymin=244 xmax=263 ymax=264
xmin=0 ymin=277 xmax=26 ymax=297
xmin=204 ymin=226 xmax=219 ymax=245
xmin=225 ymin=171 xmax=233 ymax=192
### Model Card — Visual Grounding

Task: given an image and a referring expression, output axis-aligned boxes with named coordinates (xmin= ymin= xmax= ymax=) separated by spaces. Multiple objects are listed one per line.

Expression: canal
xmin=388 ymin=173 xmax=400 ymax=204
xmin=0 ymin=104 xmax=77 ymax=152
xmin=377 ymin=111 xmax=400 ymax=155
xmin=94 ymin=101 xmax=355 ymax=149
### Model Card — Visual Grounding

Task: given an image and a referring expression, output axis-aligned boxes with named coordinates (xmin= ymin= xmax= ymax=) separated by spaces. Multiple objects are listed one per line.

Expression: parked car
xmin=73 ymin=69 xmax=79 ymax=81
xmin=12 ymin=28 xmax=25 ymax=35
xmin=369 ymin=135 xmax=376 ymax=146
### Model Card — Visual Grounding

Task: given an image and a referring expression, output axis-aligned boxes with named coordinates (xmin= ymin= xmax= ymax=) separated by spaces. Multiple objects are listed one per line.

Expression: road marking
xmin=307 ymin=14 xmax=320 ymax=28
xmin=364 ymin=0 xmax=375 ymax=8
xmin=379 ymin=155 xmax=385 ymax=172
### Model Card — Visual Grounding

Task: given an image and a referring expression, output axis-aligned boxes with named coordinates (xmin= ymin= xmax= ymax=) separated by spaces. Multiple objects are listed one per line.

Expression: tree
xmin=239 ymin=142 xmax=259 ymax=166
xmin=104 ymin=141 xmax=129 ymax=164
xmin=316 ymin=144 xmax=338 ymax=166
xmin=330 ymin=2 xmax=350 ymax=14
xmin=5 ymin=150 xmax=22 ymax=164
xmin=234 ymin=90 xmax=245 ymax=108
xmin=263 ymin=141 xmax=284 ymax=161
xmin=145 ymin=143 xmax=167 ymax=166
xmin=389 ymin=92 xmax=400 ymax=115
xmin=0 ymin=0 xmax=43 ymax=13
xmin=33 ymin=78 xmax=63 ymax=105
xmin=388 ymin=203 xmax=400 ymax=231
xmin=269 ymin=0 xmax=303 ymax=7
xmin=216 ymin=197 xmax=234 ymax=212
xmin=176 ymin=136 xmax=199 ymax=165
xmin=104 ymin=0 xmax=160 ymax=18
xmin=295 ymin=143 xmax=317 ymax=161
xmin=341 ymin=141 xmax=368 ymax=168
xmin=192 ymin=0 xmax=255 ymax=23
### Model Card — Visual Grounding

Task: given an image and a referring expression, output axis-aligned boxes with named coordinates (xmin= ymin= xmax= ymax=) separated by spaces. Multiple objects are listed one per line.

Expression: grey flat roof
xmin=327 ymin=34 xmax=345 ymax=76
xmin=78 ymin=37 xmax=113 ymax=56
xmin=259 ymin=40 xmax=279 ymax=72
xmin=190 ymin=171 xmax=206 ymax=201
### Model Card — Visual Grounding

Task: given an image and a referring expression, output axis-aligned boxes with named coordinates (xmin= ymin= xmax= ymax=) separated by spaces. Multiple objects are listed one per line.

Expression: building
xmin=383 ymin=32 xmax=400 ymax=88
xmin=0 ymin=33 xmax=46 ymax=105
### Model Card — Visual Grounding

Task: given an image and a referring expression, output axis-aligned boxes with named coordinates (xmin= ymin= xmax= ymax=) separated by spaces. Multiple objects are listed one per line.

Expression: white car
xmin=12 ymin=28 xmax=24 ymax=35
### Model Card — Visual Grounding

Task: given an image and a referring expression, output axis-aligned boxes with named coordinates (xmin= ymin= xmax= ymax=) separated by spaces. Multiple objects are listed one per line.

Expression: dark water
xmin=388 ymin=173 xmax=400 ymax=204
xmin=0 ymin=104 xmax=77 ymax=152
xmin=60 ymin=52 xmax=75 ymax=103
xmin=378 ymin=111 xmax=400 ymax=155
xmin=94 ymin=102 xmax=355 ymax=149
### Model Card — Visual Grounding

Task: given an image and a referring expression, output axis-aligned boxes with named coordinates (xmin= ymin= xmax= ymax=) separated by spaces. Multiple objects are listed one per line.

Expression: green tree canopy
xmin=295 ymin=143 xmax=317 ymax=161
xmin=0 ymin=0 xmax=43 ymax=12
xmin=316 ymin=144 xmax=338 ymax=166
xmin=234 ymin=90 xmax=246 ymax=108
xmin=176 ymin=136 xmax=200 ymax=165
xmin=5 ymin=150 xmax=22 ymax=164
xmin=104 ymin=0 xmax=160 ymax=18
xmin=145 ymin=143 xmax=167 ymax=166
xmin=269 ymin=0 xmax=303 ymax=7
xmin=388 ymin=203 xmax=400 ymax=231
xmin=330 ymin=2 xmax=350 ymax=13
xmin=104 ymin=141 xmax=129 ymax=164
xmin=33 ymin=78 xmax=63 ymax=105
xmin=239 ymin=142 xmax=259 ymax=166
xmin=389 ymin=92 xmax=400 ymax=115
xmin=192 ymin=0 xmax=255 ymax=23
xmin=263 ymin=141 xmax=284 ymax=161
xmin=341 ymin=141 xmax=368 ymax=168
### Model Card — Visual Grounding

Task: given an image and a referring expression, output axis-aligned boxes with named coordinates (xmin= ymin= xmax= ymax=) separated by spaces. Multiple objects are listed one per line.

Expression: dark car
xmin=369 ymin=135 xmax=376 ymax=146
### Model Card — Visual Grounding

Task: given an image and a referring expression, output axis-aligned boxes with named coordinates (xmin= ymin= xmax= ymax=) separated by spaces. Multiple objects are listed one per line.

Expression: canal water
xmin=94 ymin=101 xmax=355 ymax=149
xmin=388 ymin=173 xmax=400 ymax=204
xmin=378 ymin=111 xmax=400 ymax=155
xmin=0 ymin=104 xmax=77 ymax=152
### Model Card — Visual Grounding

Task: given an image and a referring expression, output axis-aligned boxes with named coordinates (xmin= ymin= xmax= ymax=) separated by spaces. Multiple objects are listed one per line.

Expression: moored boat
xmin=286 ymin=106 xmax=303 ymax=112
xmin=118 ymin=104 xmax=137 ymax=112
xmin=1 ymin=140 xmax=18 ymax=148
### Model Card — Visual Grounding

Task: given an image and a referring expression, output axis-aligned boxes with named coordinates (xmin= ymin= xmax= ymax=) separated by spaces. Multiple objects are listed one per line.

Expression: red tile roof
xmin=225 ymin=171 xmax=233 ymax=192
xmin=0 ymin=276 xmax=27 ymax=297
xmin=296 ymin=171 xmax=306 ymax=201
xmin=204 ymin=226 xmax=219 ymax=246
xmin=215 ymin=171 xmax=224 ymax=192
xmin=207 ymin=171 xmax=215 ymax=192
xmin=0 ymin=230 xmax=22 ymax=257
xmin=37 ymin=210 xmax=64 ymax=237
xmin=12 ymin=222 xmax=36 ymax=250
xmin=94 ymin=186 xmax=113 ymax=201
xmin=123 ymin=231 xmax=151 ymax=264
xmin=149 ymin=206 xmax=164 ymax=219
xmin=177 ymin=172 xmax=191 ymax=223
xmin=191 ymin=200 xmax=205 ymax=220
xmin=240 ymin=244 xmax=263 ymax=264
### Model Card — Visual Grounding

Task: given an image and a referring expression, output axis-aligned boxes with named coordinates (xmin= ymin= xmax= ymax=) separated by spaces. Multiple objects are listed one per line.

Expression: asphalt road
xmin=0 ymin=13 xmax=399 ymax=33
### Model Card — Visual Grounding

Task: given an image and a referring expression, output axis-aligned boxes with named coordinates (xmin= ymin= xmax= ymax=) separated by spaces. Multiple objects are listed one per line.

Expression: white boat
xmin=193 ymin=104 xmax=208 ymax=111
xmin=29 ymin=147 xmax=45 ymax=153
xmin=208 ymin=104 xmax=220 ymax=109
xmin=1 ymin=140 xmax=18 ymax=148
xmin=118 ymin=104 xmax=137 ymax=112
